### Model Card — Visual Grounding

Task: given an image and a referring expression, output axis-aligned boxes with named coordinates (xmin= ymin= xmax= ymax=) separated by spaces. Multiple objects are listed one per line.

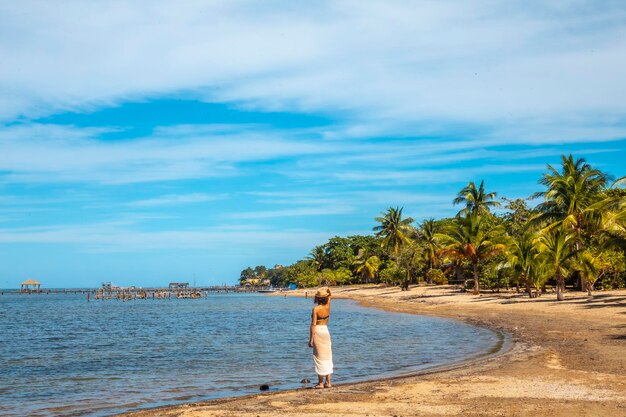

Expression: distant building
xmin=102 ymin=282 xmax=113 ymax=290
xmin=21 ymin=279 xmax=41 ymax=293
xmin=169 ymin=282 xmax=189 ymax=289
xmin=274 ymin=264 xmax=284 ymax=270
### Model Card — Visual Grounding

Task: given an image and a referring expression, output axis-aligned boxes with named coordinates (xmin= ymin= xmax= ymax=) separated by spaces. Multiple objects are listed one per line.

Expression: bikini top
xmin=312 ymin=311 xmax=330 ymax=322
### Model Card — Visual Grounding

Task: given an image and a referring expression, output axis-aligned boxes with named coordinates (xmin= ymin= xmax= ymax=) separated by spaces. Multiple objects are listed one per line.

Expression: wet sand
xmin=120 ymin=285 xmax=626 ymax=417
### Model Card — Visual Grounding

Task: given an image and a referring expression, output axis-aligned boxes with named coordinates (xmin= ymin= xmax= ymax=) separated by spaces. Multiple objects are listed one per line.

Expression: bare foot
xmin=324 ymin=383 xmax=332 ymax=388
xmin=313 ymin=383 xmax=324 ymax=389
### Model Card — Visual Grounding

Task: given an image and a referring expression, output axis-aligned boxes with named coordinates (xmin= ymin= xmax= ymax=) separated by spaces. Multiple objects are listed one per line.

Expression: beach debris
xmin=300 ymin=378 xmax=310 ymax=384
xmin=259 ymin=384 xmax=270 ymax=391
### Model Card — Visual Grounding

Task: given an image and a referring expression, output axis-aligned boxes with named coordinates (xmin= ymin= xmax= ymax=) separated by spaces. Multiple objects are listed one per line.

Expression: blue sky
xmin=1 ymin=1 xmax=625 ymax=288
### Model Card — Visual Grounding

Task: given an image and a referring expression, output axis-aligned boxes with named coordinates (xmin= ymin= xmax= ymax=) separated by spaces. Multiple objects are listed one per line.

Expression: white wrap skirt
xmin=313 ymin=325 xmax=333 ymax=376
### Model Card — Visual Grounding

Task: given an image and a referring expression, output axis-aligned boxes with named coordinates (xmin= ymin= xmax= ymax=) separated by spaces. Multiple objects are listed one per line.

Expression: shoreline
xmin=119 ymin=285 xmax=626 ymax=417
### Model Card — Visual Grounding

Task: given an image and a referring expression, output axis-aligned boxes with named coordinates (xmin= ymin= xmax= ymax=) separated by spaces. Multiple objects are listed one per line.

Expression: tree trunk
xmin=455 ymin=264 xmax=463 ymax=281
xmin=574 ymin=238 xmax=583 ymax=291
xmin=402 ymin=269 xmax=409 ymax=291
xmin=556 ymin=274 xmax=564 ymax=301
xmin=524 ymin=274 xmax=533 ymax=298
xmin=473 ymin=263 xmax=480 ymax=295
xmin=573 ymin=270 xmax=583 ymax=291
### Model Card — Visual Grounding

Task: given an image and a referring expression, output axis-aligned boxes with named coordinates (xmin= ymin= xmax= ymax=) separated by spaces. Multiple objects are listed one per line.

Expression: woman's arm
xmin=308 ymin=307 xmax=317 ymax=347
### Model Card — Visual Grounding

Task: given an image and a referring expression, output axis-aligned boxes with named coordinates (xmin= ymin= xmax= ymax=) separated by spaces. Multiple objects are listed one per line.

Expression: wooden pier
xmin=1 ymin=286 xmax=260 ymax=298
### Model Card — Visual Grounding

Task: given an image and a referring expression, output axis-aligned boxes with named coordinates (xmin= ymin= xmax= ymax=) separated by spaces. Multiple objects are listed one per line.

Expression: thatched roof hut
xmin=21 ymin=279 xmax=41 ymax=292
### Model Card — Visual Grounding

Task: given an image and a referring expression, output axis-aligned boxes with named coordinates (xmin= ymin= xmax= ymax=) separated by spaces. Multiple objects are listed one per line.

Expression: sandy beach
xmin=120 ymin=285 xmax=626 ymax=417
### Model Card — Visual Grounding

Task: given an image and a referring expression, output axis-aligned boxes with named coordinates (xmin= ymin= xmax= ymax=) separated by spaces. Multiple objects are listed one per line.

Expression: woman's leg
xmin=314 ymin=374 xmax=324 ymax=388
xmin=324 ymin=374 xmax=332 ymax=387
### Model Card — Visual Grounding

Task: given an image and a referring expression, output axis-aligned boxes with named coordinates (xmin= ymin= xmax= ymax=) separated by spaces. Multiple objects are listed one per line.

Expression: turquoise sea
xmin=0 ymin=292 xmax=500 ymax=416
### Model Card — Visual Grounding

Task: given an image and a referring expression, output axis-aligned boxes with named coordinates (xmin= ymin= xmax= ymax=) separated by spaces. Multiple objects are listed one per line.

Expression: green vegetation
xmin=241 ymin=155 xmax=626 ymax=300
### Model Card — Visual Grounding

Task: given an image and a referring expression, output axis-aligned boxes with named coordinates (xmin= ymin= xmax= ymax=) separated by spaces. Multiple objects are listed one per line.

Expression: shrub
xmin=426 ymin=268 xmax=448 ymax=285
xmin=379 ymin=264 xmax=404 ymax=286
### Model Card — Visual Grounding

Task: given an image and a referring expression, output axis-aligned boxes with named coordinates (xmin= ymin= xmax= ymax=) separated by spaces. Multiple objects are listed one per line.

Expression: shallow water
xmin=0 ymin=292 xmax=499 ymax=416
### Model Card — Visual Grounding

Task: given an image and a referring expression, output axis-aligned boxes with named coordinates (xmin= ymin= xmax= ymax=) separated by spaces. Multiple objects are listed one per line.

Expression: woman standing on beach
xmin=308 ymin=287 xmax=333 ymax=389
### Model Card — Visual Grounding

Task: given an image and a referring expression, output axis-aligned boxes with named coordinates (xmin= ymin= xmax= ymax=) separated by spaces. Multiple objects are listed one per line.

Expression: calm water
xmin=0 ymin=292 xmax=500 ymax=416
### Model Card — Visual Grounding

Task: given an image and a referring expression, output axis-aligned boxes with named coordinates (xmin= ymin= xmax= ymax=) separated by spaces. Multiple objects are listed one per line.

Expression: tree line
xmin=240 ymin=155 xmax=626 ymax=300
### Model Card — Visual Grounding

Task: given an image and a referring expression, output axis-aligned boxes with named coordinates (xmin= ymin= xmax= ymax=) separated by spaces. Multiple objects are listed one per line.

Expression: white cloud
xmin=0 ymin=222 xmax=332 ymax=252
xmin=1 ymin=120 xmax=619 ymax=188
xmin=0 ymin=1 xmax=625 ymax=141
xmin=0 ymin=123 xmax=337 ymax=184
xmin=127 ymin=193 xmax=228 ymax=207
xmin=226 ymin=205 xmax=354 ymax=219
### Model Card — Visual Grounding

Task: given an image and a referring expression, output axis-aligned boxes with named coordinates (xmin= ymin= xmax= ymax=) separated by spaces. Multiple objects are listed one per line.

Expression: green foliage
xmin=319 ymin=267 xmax=353 ymax=286
xmin=480 ymin=254 xmax=511 ymax=291
xmin=502 ymin=198 xmax=535 ymax=239
xmin=580 ymin=247 xmax=626 ymax=290
xmin=535 ymin=228 xmax=579 ymax=300
xmin=354 ymin=255 xmax=381 ymax=283
xmin=533 ymin=154 xmax=608 ymax=241
xmin=373 ymin=206 xmax=415 ymax=256
xmin=348 ymin=235 xmax=386 ymax=259
xmin=284 ymin=260 xmax=319 ymax=288
xmin=252 ymin=153 xmax=625 ymax=296
xmin=379 ymin=263 xmax=404 ymax=286
xmin=425 ymin=268 xmax=447 ymax=285
xmin=419 ymin=218 xmax=442 ymax=270
xmin=453 ymin=180 xmax=501 ymax=217
xmin=240 ymin=265 xmax=273 ymax=286
xmin=267 ymin=267 xmax=287 ymax=287
xmin=439 ymin=211 xmax=507 ymax=294
xmin=239 ymin=267 xmax=255 ymax=285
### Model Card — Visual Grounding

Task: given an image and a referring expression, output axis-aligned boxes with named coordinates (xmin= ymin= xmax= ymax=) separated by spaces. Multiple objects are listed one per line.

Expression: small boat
xmin=258 ymin=287 xmax=278 ymax=293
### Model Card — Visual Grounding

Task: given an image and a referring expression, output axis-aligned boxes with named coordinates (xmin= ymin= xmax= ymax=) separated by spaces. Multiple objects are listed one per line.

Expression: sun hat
xmin=315 ymin=287 xmax=330 ymax=298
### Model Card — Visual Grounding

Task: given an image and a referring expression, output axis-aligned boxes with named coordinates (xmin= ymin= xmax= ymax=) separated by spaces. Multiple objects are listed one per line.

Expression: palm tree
xmin=453 ymin=180 xmax=501 ymax=217
xmin=306 ymin=245 xmax=327 ymax=271
xmin=533 ymin=154 xmax=609 ymax=240
xmin=439 ymin=212 xmax=506 ymax=294
xmin=573 ymin=250 xmax=600 ymax=296
xmin=420 ymin=218 xmax=441 ymax=270
xmin=373 ymin=207 xmax=415 ymax=256
xmin=500 ymin=231 xmax=539 ymax=298
xmin=532 ymin=154 xmax=610 ymax=290
xmin=534 ymin=227 xmax=579 ymax=301
xmin=599 ymin=206 xmax=626 ymax=253
xmin=354 ymin=255 xmax=381 ymax=283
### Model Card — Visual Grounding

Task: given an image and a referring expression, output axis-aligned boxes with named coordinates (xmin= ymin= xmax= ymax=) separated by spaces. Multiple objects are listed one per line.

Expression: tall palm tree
xmin=532 ymin=154 xmax=610 ymax=290
xmin=373 ymin=207 xmax=415 ymax=256
xmin=420 ymin=218 xmax=441 ymax=270
xmin=534 ymin=227 xmax=579 ymax=301
xmin=439 ymin=213 xmax=506 ymax=294
xmin=533 ymin=154 xmax=609 ymax=239
xmin=453 ymin=180 xmax=501 ymax=217
xmin=501 ymin=231 xmax=539 ymax=297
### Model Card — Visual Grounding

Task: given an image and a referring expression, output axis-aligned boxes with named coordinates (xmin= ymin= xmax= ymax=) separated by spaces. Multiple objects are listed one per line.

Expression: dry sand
xmin=120 ymin=285 xmax=626 ymax=417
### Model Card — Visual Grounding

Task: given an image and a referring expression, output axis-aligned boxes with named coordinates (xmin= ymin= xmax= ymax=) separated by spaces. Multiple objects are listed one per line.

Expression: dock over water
xmin=0 ymin=286 xmax=261 ymax=299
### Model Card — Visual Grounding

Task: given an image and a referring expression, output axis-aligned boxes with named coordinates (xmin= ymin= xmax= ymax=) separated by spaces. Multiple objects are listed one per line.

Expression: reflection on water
xmin=0 ymin=293 xmax=499 ymax=416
